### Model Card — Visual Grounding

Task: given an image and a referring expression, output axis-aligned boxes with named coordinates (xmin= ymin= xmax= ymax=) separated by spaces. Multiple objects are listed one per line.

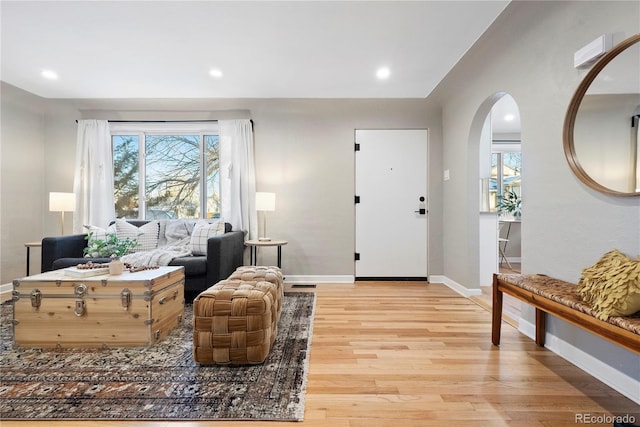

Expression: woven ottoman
xmin=227 ymin=266 xmax=284 ymax=316
xmin=193 ymin=279 xmax=279 ymax=365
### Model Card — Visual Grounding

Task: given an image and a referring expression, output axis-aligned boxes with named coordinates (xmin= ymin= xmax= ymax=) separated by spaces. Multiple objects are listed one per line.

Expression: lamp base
xmin=258 ymin=237 xmax=272 ymax=242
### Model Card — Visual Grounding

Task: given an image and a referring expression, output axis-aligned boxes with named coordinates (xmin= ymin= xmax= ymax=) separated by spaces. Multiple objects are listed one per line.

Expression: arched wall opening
xmin=468 ymin=92 xmax=522 ymax=319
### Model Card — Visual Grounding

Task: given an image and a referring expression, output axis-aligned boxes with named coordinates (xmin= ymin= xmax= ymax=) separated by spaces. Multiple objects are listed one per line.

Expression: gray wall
xmin=0 ymin=93 xmax=444 ymax=283
xmin=430 ymin=0 xmax=639 ymax=388
xmin=1 ymin=84 xmax=47 ymax=282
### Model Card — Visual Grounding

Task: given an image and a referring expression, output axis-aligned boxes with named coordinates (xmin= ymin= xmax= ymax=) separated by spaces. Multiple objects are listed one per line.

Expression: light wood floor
xmin=3 ymin=281 xmax=638 ymax=427
xmin=472 ymin=262 xmax=522 ymax=327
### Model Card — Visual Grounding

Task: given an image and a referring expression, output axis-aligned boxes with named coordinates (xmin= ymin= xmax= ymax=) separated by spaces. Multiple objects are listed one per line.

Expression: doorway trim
xmin=354 ymin=128 xmax=429 ymax=281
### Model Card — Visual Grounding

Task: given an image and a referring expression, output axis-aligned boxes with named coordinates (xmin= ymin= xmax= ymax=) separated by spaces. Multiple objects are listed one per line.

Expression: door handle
xmin=415 ymin=196 xmax=427 ymax=215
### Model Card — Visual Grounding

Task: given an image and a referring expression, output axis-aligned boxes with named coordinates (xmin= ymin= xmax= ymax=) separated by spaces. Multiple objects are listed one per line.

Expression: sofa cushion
xmin=83 ymin=224 xmax=118 ymax=257
xmin=165 ymin=219 xmax=196 ymax=245
xmin=115 ymin=219 xmax=160 ymax=252
xmin=190 ymin=219 xmax=225 ymax=255
xmin=169 ymin=256 xmax=207 ymax=276
xmin=83 ymin=224 xmax=116 ymax=240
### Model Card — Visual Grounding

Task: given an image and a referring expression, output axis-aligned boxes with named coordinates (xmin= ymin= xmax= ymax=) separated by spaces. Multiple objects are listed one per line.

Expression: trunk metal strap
xmin=121 ymin=288 xmax=132 ymax=309
xmin=30 ymin=289 xmax=42 ymax=308
xmin=75 ymin=300 xmax=86 ymax=316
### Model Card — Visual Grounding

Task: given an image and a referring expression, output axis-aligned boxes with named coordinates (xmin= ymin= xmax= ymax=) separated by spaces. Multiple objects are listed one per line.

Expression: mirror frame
xmin=563 ymin=33 xmax=640 ymax=196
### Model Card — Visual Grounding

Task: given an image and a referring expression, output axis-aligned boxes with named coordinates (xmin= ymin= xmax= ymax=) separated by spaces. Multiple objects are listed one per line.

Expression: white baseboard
xmin=518 ymin=317 xmax=536 ymax=340
xmin=429 ymin=275 xmax=481 ymax=298
xmin=0 ymin=283 xmax=13 ymax=296
xmin=284 ymin=275 xmax=354 ymax=284
xmin=545 ymin=333 xmax=640 ymax=405
xmin=1 ymin=282 xmax=13 ymax=300
xmin=518 ymin=317 xmax=639 ymax=405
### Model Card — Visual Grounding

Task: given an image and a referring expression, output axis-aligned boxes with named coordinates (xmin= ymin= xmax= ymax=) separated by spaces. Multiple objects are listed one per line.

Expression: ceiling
xmin=0 ymin=1 xmax=510 ymax=99
xmin=491 ymin=94 xmax=521 ymax=136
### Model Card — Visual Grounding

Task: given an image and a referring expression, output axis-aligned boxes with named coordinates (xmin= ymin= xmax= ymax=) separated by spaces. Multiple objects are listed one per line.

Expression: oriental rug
xmin=0 ymin=292 xmax=315 ymax=421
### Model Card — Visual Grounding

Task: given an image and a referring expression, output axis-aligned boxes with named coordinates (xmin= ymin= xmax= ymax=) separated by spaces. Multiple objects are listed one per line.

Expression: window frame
xmin=110 ymin=121 xmax=220 ymax=220
xmin=491 ymin=139 xmax=521 ymax=211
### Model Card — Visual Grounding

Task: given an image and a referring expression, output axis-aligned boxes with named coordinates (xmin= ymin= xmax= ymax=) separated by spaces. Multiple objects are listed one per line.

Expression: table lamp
xmin=49 ymin=192 xmax=76 ymax=235
xmin=255 ymin=192 xmax=275 ymax=241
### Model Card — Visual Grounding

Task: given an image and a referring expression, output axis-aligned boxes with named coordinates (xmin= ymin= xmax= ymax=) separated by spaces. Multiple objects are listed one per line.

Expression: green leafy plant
xmin=497 ymin=190 xmax=522 ymax=217
xmin=83 ymin=232 xmax=140 ymax=258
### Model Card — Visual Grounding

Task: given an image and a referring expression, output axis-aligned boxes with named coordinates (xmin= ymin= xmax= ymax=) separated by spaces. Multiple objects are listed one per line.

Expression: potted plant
xmin=497 ymin=190 xmax=522 ymax=218
xmin=83 ymin=232 xmax=140 ymax=258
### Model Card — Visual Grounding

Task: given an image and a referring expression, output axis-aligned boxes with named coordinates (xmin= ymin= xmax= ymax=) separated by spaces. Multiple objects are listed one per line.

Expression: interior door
xmin=355 ymin=129 xmax=428 ymax=279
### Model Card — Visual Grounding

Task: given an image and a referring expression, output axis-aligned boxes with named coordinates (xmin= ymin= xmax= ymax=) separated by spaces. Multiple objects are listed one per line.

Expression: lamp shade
xmin=255 ymin=192 xmax=275 ymax=211
xmin=49 ymin=192 xmax=76 ymax=212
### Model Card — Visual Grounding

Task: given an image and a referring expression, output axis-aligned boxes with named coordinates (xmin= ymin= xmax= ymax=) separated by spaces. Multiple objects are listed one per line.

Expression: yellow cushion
xmin=576 ymin=249 xmax=640 ymax=321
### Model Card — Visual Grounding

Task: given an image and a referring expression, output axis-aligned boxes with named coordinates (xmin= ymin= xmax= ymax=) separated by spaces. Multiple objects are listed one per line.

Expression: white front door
xmin=355 ymin=129 xmax=428 ymax=279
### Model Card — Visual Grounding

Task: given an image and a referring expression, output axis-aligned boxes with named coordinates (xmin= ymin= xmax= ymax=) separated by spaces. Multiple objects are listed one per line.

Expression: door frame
xmin=354 ymin=128 xmax=429 ymax=281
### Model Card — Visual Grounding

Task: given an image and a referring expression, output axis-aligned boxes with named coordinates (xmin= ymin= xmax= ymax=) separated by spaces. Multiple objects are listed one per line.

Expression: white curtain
xmin=73 ymin=120 xmax=115 ymax=232
xmin=219 ymin=119 xmax=257 ymax=239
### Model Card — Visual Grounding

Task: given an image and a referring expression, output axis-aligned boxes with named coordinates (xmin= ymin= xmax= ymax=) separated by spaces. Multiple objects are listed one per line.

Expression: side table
xmin=245 ymin=239 xmax=288 ymax=268
xmin=24 ymin=241 xmax=42 ymax=276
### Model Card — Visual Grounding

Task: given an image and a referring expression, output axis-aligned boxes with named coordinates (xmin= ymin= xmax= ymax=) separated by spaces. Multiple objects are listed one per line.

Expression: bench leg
xmin=535 ymin=308 xmax=546 ymax=347
xmin=492 ymin=275 xmax=503 ymax=346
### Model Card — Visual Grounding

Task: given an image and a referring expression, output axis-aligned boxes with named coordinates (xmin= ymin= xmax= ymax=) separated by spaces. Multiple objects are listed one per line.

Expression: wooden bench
xmin=491 ymin=273 xmax=640 ymax=354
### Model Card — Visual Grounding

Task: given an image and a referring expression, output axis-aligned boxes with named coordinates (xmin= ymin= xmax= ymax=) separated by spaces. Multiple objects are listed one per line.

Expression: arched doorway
xmin=470 ymin=93 xmax=522 ymax=322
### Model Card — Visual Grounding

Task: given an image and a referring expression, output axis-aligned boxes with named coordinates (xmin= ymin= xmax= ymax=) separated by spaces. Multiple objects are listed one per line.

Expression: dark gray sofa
xmin=41 ymin=220 xmax=245 ymax=301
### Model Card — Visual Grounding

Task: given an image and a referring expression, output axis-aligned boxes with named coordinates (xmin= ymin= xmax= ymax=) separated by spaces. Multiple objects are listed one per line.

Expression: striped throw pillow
xmin=115 ymin=219 xmax=160 ymax=252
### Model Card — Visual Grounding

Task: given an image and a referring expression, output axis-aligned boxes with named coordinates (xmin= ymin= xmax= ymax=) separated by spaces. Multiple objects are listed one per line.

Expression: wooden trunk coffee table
xmin=12 ymin=266 xmax=185 ymax=348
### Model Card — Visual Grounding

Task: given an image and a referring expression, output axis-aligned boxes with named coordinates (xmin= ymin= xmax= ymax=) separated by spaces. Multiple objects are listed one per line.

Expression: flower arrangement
xmin=497 ymin=190 xmax=522 ymax=217
xmin=83 ymin=232 xmax=140 ymax=258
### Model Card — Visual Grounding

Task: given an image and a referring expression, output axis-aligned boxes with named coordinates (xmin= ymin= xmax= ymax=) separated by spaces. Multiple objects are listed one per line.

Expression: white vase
xmin=109 ymin=257 xmax=124 ymax=275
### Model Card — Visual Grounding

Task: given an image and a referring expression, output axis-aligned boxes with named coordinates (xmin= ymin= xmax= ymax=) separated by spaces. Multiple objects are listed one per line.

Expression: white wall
xmin=430 ymin=0 xmax=639 ymax=401
xmin=0 ymin=94 xmax=444 ymax=283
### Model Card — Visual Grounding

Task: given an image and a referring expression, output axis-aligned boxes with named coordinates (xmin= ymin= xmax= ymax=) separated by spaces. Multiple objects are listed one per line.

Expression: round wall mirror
xmin=563 ymin=33 xmax=640 ymax=196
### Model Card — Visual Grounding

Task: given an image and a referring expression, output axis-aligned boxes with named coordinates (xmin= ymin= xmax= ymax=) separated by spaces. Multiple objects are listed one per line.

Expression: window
xmin=111 ymin=122 xmax=220 ymax=220
xmin=490 ymin=141 xmax=521 ymax=211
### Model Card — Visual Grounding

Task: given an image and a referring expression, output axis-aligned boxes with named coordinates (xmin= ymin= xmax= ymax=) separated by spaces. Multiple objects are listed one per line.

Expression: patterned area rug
xmin=0 ymin=292 xmax=315 ymax=421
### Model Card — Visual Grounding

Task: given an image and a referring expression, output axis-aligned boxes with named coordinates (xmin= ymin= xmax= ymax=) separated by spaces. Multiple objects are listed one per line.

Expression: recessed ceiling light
xmin=209 ymin=68 xmax=223 ymax=78
xmin=504 ymin=114 xmax=515 ymax=121
xmin=376 ymin=67 xmax=391 ymax=80
xmin=41 ymin=69 xmax=58 ymax=80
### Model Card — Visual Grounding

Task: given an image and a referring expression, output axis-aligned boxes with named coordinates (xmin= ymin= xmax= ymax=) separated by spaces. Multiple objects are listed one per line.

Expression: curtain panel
xmin=73 ymin=120 xmax=115 ymax=233
xmin=220 ymin=119 xmax=257 ymax=239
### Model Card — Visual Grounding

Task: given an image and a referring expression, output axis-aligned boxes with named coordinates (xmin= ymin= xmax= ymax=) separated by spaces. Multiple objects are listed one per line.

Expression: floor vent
xmin=291 ymin=284 xmax=317 ymax=289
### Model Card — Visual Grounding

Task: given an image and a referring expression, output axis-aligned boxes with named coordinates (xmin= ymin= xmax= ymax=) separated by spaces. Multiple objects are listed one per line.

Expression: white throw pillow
xmin=165 ymin=219 xmax=196 ymax=245
xmin=190 ymin=219 xmax=225 ymax=255
xmin=83 ymin=224 xmax=117 ymax=257
xmin=115 ymin=219 xmax=160 ymax=252
xmin=83 ymin=224 xmax=116 ymax=241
